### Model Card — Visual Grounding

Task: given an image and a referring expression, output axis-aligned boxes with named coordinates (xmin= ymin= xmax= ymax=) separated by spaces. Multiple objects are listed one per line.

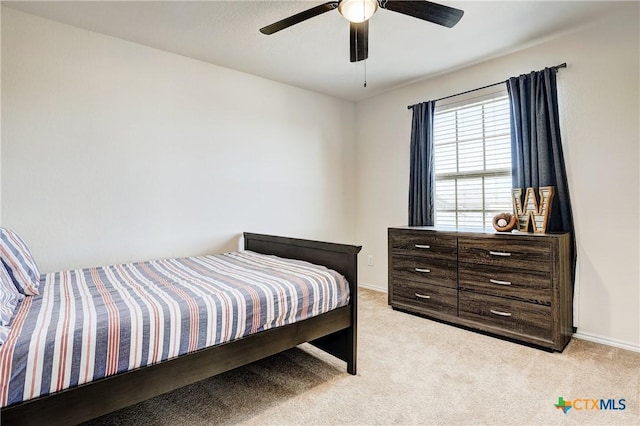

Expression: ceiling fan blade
xmin=350 ymin=21 xmax=369 ymax=62
xmin=260 ymin=1 xmax=339 ymax=35
xmin=379 ymin=0 xmax=464 ymax=28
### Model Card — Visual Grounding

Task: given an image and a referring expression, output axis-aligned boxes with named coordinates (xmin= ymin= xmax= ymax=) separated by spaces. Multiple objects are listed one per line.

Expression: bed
xmin=0 ymin=232 xmax=361 ymax=426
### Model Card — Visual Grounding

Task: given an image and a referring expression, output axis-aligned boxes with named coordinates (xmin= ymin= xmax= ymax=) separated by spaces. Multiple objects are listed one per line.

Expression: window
xmin=433 ymin=89 xmax=512 ymax=229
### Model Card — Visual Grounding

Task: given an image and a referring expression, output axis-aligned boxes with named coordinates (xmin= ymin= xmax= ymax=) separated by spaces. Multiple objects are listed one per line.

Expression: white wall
xmin=1 ymin=8 xmax=357 ymax=272
xmin=355 ymin=5 xmax=640 ymax=349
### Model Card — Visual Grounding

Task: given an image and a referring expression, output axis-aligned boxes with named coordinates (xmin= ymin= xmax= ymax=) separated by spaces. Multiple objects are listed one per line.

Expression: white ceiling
xmin=2 ymin=1 xmax=621 ymax=102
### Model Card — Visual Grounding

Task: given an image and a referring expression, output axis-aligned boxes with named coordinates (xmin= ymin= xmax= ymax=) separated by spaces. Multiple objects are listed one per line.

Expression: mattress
xmin=0 ymin=250 xmax=349 ymax=408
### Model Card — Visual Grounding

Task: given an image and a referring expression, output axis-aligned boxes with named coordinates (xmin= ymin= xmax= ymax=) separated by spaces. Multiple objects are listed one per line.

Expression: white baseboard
xmin=573 ymin=331 xmax=640 ymax=353
xmin=358 ymin=282 xmax=387 ymax=293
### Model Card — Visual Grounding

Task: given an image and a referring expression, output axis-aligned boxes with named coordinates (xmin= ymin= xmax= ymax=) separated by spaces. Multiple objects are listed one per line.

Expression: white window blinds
xmin=433 ymin=89 xmax=512 ymax=229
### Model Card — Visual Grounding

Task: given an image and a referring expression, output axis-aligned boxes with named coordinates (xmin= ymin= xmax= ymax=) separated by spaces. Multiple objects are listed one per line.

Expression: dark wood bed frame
xmin=0 ymin=233 xmax=361 ymax=426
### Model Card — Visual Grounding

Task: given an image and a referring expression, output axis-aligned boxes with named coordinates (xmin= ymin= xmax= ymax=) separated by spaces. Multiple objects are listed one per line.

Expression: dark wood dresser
xmin=388 ymin=227 xmax=573 ymax=351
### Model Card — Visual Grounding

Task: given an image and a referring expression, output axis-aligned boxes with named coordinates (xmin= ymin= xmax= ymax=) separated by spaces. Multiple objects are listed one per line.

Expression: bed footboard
xmin=243 ymin=232 xmax=362 ymax=374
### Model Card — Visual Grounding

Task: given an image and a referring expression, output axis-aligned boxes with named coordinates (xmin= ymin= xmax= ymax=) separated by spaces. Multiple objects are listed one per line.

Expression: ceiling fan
xmin=259 ymin=0 xmax=464 ymax=63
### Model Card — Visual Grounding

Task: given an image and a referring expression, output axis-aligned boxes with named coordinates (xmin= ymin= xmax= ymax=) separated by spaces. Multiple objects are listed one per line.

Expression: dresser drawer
xmin=459 ymin=264 xmax=551 ymax=305
xmin=458 ymin=237 xmax=551 ymax=272
xmin=391 ymin=255 xmax=457 ymax=289
xmin=390 ymin=230 xmax=457 ymax=261
xmin=391 ymin=281 xmax=457 ymax=316
xmin=459 ymin=291 xmax=552 ymax=341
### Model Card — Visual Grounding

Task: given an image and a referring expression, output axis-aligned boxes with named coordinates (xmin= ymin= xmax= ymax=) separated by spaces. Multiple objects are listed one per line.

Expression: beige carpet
xmin=86 ymin=289 xmax=639 ymax=425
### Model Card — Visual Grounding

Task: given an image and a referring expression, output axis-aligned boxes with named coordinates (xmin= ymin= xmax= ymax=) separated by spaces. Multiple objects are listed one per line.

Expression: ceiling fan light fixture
xmin=338 ymin=0 xmax=378 ymax=23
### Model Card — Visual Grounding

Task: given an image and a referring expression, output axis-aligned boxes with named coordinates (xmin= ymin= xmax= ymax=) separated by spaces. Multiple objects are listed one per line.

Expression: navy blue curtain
xmin=507 ymin=67 xmax=576 ymax=283
xmin=408 ymin=101 xmax=436 ymax=226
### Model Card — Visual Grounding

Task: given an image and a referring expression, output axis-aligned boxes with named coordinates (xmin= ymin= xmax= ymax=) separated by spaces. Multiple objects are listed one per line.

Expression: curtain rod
xmin=407 ymin=62 xmax=567 ymax=109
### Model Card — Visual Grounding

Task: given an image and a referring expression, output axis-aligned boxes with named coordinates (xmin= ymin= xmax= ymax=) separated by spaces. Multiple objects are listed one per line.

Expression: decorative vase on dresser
xmin=388 ymin=226 xmax=573 ymax=351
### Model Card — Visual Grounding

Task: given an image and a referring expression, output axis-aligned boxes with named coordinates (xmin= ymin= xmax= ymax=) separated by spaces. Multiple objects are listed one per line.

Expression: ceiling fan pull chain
xmin=353 ymin=19 xmax=365 ymax=87
xmin=364 ymin=59 xmax=367 ymax=88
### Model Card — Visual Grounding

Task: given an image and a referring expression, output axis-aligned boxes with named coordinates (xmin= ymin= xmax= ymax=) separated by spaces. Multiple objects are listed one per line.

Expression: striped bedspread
xmin=0 ymin=250 xmax=349 ymax=408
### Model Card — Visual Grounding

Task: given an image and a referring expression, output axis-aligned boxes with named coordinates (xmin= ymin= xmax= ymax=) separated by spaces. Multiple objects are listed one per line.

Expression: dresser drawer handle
xmin=415 ymin=293 xmax=431 ymax=299
xmin=415 ymin=268 xmax=431 ymax=273
xmin=414 ymin=244 xmax=431 ymax=249
xmin=490 ymin=309 xmax=512 ymax=317
xmin=489 ymin=278 xmax=512 ymax=286
xmin=489 ymin=251 xmax=511 ymax=257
